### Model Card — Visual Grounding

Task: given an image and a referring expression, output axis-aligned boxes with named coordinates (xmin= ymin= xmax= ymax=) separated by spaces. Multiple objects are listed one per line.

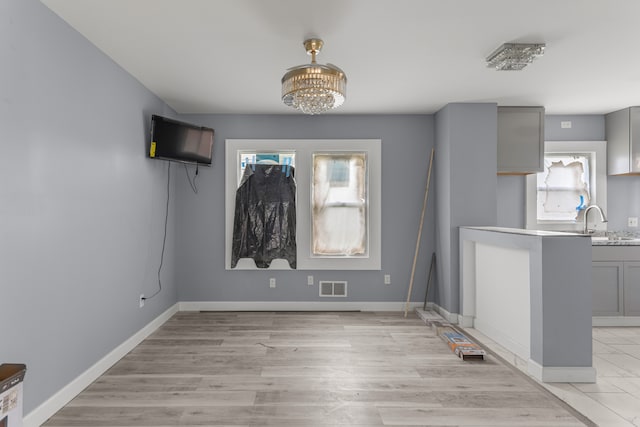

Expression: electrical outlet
xmin=629 ymin=217 xmax=638 ymax=227
xmin=384 ymin=274 xmax=391 ymax=285
xmin=139 ymin=294 xmax=145 ymax=308
xmin=561 ymin=121 xmax=572 ymax=129
xmin=307 ymin=275 xmax=314 ymax=286
xmin=269 ymin=278 xmax=276 ymax=288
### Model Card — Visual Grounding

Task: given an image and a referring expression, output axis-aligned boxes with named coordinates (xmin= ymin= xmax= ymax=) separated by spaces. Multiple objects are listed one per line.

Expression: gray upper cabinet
xmin=497 ymin=106 xmax=545 ymax=175
xmin=605 ymin=107 xmax=640 ymax=175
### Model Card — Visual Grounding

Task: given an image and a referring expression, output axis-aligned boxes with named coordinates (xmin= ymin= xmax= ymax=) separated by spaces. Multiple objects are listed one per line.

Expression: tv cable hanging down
xmin=143 ymin=115 xmax=213 ymax=302
xmin=143 ymin=162 xmax=171 ymax=302
xmin=184 ymin=163 xmax=199 ymax=194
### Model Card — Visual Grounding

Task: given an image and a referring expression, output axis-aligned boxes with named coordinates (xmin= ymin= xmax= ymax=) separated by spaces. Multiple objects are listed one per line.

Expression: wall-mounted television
xmin=149 ymin=115 xmax=214 ymax=165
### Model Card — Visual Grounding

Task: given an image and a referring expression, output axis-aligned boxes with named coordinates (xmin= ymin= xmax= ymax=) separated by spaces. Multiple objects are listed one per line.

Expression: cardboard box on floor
xmin=436 ymin=326 xmax=486 ymax=360
xmin=0 ymin=364 xmax=26 ymax=427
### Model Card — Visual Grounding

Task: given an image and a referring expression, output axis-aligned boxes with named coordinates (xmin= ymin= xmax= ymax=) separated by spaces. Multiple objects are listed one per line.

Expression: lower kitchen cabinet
xmin=592 ymin=246 xmax=640 ymax=317
xmin=592 ymin=261 xmax=624 ymax=316
xmin=624 ymin=262 xmax=640 ymax=316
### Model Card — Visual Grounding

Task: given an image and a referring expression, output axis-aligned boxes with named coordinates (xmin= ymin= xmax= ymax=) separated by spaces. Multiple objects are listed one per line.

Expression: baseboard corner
xmin=23 ymin=303 xmax=178 ymax=427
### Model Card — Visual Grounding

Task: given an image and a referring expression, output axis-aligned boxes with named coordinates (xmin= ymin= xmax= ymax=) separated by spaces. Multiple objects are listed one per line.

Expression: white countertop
xmin=591 ymin=237 xmax=640 ymax=246
xmin=461 ymin=226 xmax=586 ymax=237
xmin=462 ymin=226 xmax=640 ymax=245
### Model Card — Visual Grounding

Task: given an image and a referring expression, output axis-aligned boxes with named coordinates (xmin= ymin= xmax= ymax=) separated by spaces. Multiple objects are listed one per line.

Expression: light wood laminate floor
xmin=43 ymin=311 xmax=593 ymax=426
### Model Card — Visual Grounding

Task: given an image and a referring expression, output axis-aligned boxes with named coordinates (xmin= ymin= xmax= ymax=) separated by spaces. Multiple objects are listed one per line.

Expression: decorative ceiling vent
xmin=319 ymin=281 xmax=347 ymax=297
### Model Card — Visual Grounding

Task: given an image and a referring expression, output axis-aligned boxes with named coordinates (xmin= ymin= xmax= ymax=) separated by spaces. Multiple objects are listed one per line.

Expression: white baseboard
xmin=592 ymin=316 xmax=640 ymax=326
xmin=23 ymin=303 xmax=179 ymax=427
xmin=528 ymin=359 xmax=596 ymax=383
xmin=425 ymin=302 xmax=460 ymax=324
xmin=22 ymin=300 xmax=423 ymax=426
xmin=457 ymin=314 xmax=474 ymax=328
xmin=179 ymin=301 xmax=423 ymax=312
xmin=423 ymin=304 xmax=597 ymax=384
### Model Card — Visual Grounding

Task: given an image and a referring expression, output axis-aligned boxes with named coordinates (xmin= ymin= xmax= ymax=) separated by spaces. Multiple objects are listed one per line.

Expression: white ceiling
xmin=41 ymin=0 xmax=640 ymax=115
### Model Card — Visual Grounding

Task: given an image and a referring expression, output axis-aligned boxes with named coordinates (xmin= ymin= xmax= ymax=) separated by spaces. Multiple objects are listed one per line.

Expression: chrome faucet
xmin=583 ymin=205 xmax=607 ymax=234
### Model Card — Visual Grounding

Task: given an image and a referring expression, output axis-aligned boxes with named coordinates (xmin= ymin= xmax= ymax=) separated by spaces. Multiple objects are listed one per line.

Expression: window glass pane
xmin=312 ymin=152 xmax=367 ymax=256
xmin=237 ymin=151 xmax=295 ymax=187
xmin=328 ymin=159 xmax=350 ymax=186
xmin=536 ymin=154 xmax=590 ymax=222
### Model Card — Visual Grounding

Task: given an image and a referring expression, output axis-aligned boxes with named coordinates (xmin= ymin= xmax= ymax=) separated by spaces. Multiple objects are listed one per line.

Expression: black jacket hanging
xmin=231 ymin=164 xmax=296 ymax=269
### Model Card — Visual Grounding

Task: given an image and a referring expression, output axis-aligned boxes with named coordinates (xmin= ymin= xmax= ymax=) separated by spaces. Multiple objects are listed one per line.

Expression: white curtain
xmin=312 ymin=153 xmax=367 ymax=256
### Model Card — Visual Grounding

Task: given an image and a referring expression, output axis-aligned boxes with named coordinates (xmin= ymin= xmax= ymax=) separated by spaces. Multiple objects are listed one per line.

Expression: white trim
xmin=426 ymin=302 xmax=460 ymax=324
xmin=525 ymin=140 xmax=607 ymax=233
xmin=424 ymin=301 xmax=435 ymax=310
xmin=20 ymin=300 xmax=426 ymax=426
xmin=527 ymin=359 xmax=597 ymax=383
xmin=179 ymin=301 xmax=423 ymax=312
xmin=224 ymin=139 xmax=382 ymax=271
xmin=457 ymin=314 xmax=474 ymax=328
xmin=23 ymin=304 xmax=179 ymax=427
xmin=592 ymin=316 xmax=640 ymax=326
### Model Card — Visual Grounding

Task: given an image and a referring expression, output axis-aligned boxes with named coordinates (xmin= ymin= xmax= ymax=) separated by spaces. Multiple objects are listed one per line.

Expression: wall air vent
xmin=319 ymin=281 xmax=347 ymax=297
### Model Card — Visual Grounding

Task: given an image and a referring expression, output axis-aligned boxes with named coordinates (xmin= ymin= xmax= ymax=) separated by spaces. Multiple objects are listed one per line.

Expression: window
xmin=535 ymin=154 xmax=590 ymax=222
xmin=526 ymin=141 xmax=607 ymax=232
xmin=312 ymin=153 xmax=367 ymax=257
xmin=225 ymin=139 xmax=381 ymax=270
xmin=231 ymin=150 xmax=298 ymax=270
xmin=237 ymin=151 xmax=295 ymax=187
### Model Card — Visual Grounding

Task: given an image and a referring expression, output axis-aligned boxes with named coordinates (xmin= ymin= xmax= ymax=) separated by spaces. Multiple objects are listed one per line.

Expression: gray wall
xmin=434 ymin=107 xmax=452 ymax=310
xmin=434 ymin=104 xmax=498 ymax=314
xmin=174 ymin=114 xmax=435 ymax=303
xmin=9 ymin=0 xmax=638 ymax=416
xmin=497 ymin=114 xmax=640 ymax=231
xmin=1 ymin=0 xmax=178 ymax=414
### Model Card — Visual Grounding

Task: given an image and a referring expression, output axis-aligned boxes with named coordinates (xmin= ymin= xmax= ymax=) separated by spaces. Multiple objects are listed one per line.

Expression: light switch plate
xmin=629 ymin=217 xmax=638 ymax=227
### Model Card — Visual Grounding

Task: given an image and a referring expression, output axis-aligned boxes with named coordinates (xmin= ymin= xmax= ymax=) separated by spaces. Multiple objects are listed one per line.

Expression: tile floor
xmin=466 ymin=326 xmax=640 ymax=427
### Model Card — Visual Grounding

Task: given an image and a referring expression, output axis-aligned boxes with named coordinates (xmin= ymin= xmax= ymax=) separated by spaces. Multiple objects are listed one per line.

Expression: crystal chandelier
xmin=486 ymin=43 xmax=545 ymax=71
xmin=282 ymin=39 xmax=347 ymax=115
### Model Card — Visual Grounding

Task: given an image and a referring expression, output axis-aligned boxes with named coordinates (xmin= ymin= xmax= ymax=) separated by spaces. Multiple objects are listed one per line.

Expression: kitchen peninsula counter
xmin=459 ymin=226 xmax=595 ymax=383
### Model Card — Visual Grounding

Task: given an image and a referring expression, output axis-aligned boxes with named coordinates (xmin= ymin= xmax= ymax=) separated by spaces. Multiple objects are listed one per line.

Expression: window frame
xmin=525 ymin=140 xmax=607 ymax=232
xmin=225 ymin=139 xmax=381 ymax=270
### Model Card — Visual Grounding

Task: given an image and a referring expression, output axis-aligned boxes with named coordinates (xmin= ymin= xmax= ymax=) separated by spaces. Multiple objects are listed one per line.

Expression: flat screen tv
xmin=149 ymin=115 xmax=214 ymax=165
